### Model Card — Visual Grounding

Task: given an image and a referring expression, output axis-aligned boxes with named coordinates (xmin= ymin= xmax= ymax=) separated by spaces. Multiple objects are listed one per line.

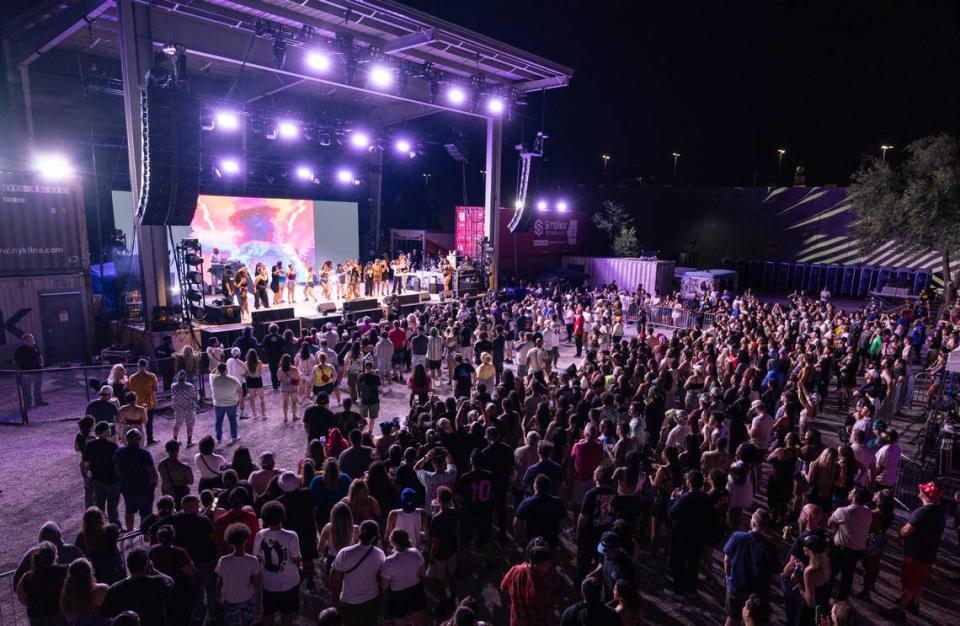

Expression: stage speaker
xmin=398 ymin=293 xmax=421 ymax=307
xmin=204 ymin=303 xmax=240 ymax=325
xmin=317 ymin=302 xmax=338 ymax=313
xmin=342 ymin=298 xmax=380 ymax=314
xmin=428 ymin=282 xmax=441 ymax=294
xmin=420 ymin=291 xmax=432 ymax=302
xmin=251 ymin=306 xmax=294 ymax=324
xmin=137 ymin=88 xmax=202 ymax=226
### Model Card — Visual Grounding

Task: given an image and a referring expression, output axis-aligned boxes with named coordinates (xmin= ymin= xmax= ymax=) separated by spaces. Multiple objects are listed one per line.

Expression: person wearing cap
xmin=210 ymin=362 xmax=243 ymax=444
xmin=385 ymin=488 xmax=430 ymax=552
xmin=171 ymin=369 xmax=198 ymax=446
xmin=157 ymin=439 xmax=193 ymax=508
xmin=584 ymin=531 xmax=635 ymax=607
xmin=113 ymin=428 xmax=159 ymax=532
xmin=330 ymin=520 xmax=385 ymax=626
xmin=784 ymin=533 xmax=832 ymax=626
xmin=277 ymin=470 xmax=320 ymax=591
xmin=883 ymin=481 xmax=947 ymax=620
xmin=82 ymin=421 xmax=122 ymax=525
xmin=747 ymin=399 xmax=774 ymax=452
xmin=84 ymin=384 xmax=120 ymax=427
xmin=225 ymin=347 xmax=248 ymax=419
xmin=252 ymin=501 xmax=302 ymax=625
xmin=127 ymin=358 xmax=159 ymax=445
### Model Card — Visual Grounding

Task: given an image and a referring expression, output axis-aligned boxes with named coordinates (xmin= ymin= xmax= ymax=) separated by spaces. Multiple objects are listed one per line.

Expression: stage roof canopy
xmin=5 ymin=0 xmax=574 ymax=124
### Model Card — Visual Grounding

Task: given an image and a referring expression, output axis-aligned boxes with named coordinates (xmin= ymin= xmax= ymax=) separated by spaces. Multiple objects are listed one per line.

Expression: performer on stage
xmin=271 ymin=262 xmax=283 ymax=305
xmin=320 ymin=261 xmax=332 ymax=301
xmin=391 ymin=253 xmax=408 ymax=295
xmin=373 ymin=258 xmax=386 ymax=296
xmin=304 ymin=265 xmax=318 ymax=302
xmin=364 ymin=262 xmax=375 ymax=297
xmin=236 ymin=266 xmax=250 ymax=319
xmin=285 ymin=263 xmax=297 ymax=304
xmin=335 ymin=263 xmax=345 ymax=300
xmin=221 ymin=264 xmax=236 ymax=305
xmin=253 ymin=263 xmax=270 ymax=310
xmin=442 ymin=255 xmax=454 ymax=299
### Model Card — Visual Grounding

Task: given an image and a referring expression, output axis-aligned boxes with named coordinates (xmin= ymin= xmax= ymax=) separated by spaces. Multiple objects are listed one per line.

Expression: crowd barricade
xmin=0 ymin=357 xmax=206 ymax=425
xmin=0 ymin=530 xmax=147 ymax=626
xmin=642 ymin=304 xmax=722 ymax=331
xmin=877 ymin=376 xmax=911 ymax=422
xmin=894 ymin=454 xmax=936 ymax=511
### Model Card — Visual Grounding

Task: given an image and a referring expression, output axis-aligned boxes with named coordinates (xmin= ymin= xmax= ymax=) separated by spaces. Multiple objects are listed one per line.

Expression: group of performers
xmin=209 ymin=249 xmax=460 ymax=319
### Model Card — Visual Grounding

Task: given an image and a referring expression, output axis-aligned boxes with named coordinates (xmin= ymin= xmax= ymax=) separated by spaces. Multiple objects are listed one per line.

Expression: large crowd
xmin=11 ymin=281 xmax=959 ymax=626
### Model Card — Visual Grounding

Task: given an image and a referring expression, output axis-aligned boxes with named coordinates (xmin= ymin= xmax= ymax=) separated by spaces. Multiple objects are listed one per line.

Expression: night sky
xmin=397 ymin=0 xmax=960 ymax=195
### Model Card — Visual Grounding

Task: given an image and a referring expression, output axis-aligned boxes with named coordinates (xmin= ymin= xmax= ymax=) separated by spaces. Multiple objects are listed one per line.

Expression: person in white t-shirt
xmin=875 ymin=430 xmax=902 ymax=489
xmin=252 ymin=501 xmax=302 ymax=626
xmin=216 ymin=523 xmax=262 ymax=625
xmin=850 ymin=429 xmax=877 ymax=487
xmin=747 ymin=400 xmax=775 ymax=451
xmin=380 ymin=528 xmax=427 ymax=625
xmin=330 ymin=520 xmax=385 ymax=626
xmin=827 ymin=487 xmax=873 ymax=601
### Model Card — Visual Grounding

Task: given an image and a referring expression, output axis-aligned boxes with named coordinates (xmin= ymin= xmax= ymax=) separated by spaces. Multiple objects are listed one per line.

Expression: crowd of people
xmin=12 ymin=280 xmax=960 ymax=626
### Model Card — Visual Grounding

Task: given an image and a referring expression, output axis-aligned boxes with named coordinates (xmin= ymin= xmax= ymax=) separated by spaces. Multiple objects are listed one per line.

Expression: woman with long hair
xmin=227 ymin=446 xmax=258 ymax=481
xmin=407 ymin=363 xmax=431 ymax=407
xmin=341 ymin=478 xmax=381 ymax=523
xmin=805 ymin=447 xmax=838 ymax=512
xmin=380 ymin=528 xmax=427 ymax=626
xmin=294 ymin=342 xmax=317 ymax=403
xmin=767 ymin=431 xmax=800 ymax=525
xmin=243 ymin=349 xmax=266 ymax=419
xmin=365 ymin=461 xmax=397 ymax=522
xmin=106 ymin=364 xmax=128 ymax=401
xmin=318 ymin=502 xmax=358 ymax=571
xmin=16 ymin=541 xmax=68 ymax=625
xmin=476 ymin=352 xmax=496 ymax=392
xmin=312 ymin=458 xmax=351 ymax=530
xmin=277 ymin=353 xmax=300 ymax=423
xmin=324 ymin=428 xmax=349 ymax=459
xmin=342 ymin=342 xmax=363 ymax=404
xmin=74 ymin=507 xmax=123 ymax=585
xmin=609 ymin=578 xmax=643 ymax=626
xmin=832 ymin=445 xmax=859 ymax=510
xmin=285 ymin=262 xmax=297 ymax=304
xmin=60 ymin=558 xmax=109 ymax=625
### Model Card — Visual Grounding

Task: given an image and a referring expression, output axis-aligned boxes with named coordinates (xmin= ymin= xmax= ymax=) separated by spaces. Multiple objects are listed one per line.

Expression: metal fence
xmin=642 ymin=304 xmax=722 ymax=330
xmin=0 ymin=357 xmax=207 ymax=425
xmin=0 ymin=530 xmax=146 ymax=625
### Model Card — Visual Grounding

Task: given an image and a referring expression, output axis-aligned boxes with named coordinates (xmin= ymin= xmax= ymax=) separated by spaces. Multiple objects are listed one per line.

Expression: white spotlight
xmin=369 ymin=65 xmax=393 ymax=88
xmin=34 ymin=153 xmax=74 ymax=180
xmin=306 ymin=50 xmax=332 ymax=72
xmin=215 ymin=110 xmax=240 ymax=131
xmin=336 ymin=168 xmax=354 ymax=184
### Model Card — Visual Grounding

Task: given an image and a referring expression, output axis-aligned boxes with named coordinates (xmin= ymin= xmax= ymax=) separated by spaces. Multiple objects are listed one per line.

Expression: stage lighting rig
xmin=273 ymin=34 xmax=287 ymax=70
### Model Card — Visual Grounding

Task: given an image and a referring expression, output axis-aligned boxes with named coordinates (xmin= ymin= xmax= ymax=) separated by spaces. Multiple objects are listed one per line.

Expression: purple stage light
xmin=369 ymin=65 xmax=393 ymax=88
xmin=350 ymin=132 xmax=371 ymax=149
xmin=295 ymin=166 xmax=313 ymax=180
xmin=447 ymin=86 xmax=466 ymax=105
xmin=306 ymin=50 xmax=332 ymax=72
xmin=394 ymin=138 xmax=412 ymax=154
xmin=336 ymin=168 xmax=355 ymax=184
xmin=536 ymin=200 xmax=548 ymax=211
xmin=220 ymin=158 xmax=241 ymax=175
xmin=215 ymin=110 xmax=240 ymax=131
xmin=34 ymin=153 xmax=74 ymax=180
xmin=277 ymin=120 xmax=299 ymax=139
xmin=486 ymin=97 xmax=505 ymax=114
xmin=556 ymin=201 xmax=569 ymax=212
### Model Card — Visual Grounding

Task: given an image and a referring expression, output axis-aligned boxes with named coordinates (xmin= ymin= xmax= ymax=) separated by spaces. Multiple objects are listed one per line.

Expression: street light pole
xmin=672 ymin=152 xmax=680 ymax=177
xmin=880 ymin=144 xmax=893 ymax=161
xmin=601 ymin=154 xmax=611 ymax=177
xmin=777 ymin=148 xmax=786 ymax=178
xmin=422 ymin=173 xmax=431 ymax=186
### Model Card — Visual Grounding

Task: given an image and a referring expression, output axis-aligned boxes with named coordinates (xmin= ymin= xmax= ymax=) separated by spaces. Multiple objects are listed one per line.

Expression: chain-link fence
xmin=642 ymin=304 xmax=722 ymax=330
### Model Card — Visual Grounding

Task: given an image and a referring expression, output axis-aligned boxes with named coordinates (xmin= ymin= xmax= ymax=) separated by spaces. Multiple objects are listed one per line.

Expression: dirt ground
xmin=1 ymin=327 xmax=958 ymax=625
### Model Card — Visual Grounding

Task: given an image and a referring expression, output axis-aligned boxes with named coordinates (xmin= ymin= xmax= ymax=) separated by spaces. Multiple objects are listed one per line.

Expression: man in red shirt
xmin=500 ymin=545 xmax=554 ymax=626
xmin=387 ymin=320 xmax=407 ymax=382
xmin=212 ymin=487 xmax=259 ymax=555
xmin=569 ymin=423 xmax=608 ymax=515
xmin=573 ymin=309 xmax=585 ymax=357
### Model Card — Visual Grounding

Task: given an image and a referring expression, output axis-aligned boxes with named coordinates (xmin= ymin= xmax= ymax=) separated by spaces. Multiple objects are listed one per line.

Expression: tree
xmin=593 ymin=200 xmax=639 ymax=257
xmin=847 ymin=134 xmax=960 ymax=302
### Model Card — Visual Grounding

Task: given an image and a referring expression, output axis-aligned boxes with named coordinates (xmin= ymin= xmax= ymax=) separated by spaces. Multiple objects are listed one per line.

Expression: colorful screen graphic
xmin=191 ymin=195 xmax=316 ymax=277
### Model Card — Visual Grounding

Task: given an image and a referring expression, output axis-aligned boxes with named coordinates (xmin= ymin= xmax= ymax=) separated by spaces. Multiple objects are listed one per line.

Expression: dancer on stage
xmin=391 ymin=253 xmax=408 ymax=294
xmin=364 ymin=261 xmax=375 ymax=297
xmin=320 ymin=261 xmax=332 ymax=301
xmin=271 ymin=262 xmax=282 ymax=305
xmin=285 ymin=263 xmax=297 ymax=304
xmin=221 ymin=264 xmax=236 ymax=305
xmin=235 ymin=267 xmax=250 ymax=320
xmin=253 ymin=263 xmax=270 ymax=310
xmin=335 ymin=263 xmax=345 ymax=300
xmin=442 ymin=256 xmax=454 ymax=299
xmin=374 ymin=258 xmax=387 ymax=296
xmin=304 ymin=265 xmax=318 ymax=302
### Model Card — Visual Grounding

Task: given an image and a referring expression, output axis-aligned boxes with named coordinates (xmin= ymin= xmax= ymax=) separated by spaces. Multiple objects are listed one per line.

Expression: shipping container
xmin=0 ymin=172 xmax=89 ymax=276
xmin=562 ymin=256 xmax=675 ymax=295
xmin=0 ymin=273 xmax=93 ymax=366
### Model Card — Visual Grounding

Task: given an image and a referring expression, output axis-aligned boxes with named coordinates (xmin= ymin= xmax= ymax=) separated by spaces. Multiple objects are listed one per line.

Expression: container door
xmin=38 ymin=291 xmax=87 ymax=364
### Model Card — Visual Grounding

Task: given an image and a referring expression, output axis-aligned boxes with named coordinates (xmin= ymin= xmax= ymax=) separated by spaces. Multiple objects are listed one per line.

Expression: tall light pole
xmin=672 ymin=152 xmax=680 ymax=177
xmin=601 ymin=154 xmax=611 ymax=177
xmin=880 ymin=144 xmax=893 ymax=161
xmin=777 ymin=148 xmax=786 ymax=177
xmin=422 ymin=173 xmax=431 ymax=186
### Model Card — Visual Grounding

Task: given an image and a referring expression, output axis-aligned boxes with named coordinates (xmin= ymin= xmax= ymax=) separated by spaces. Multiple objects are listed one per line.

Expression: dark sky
xmin=398 ymin=0 xmax=960 ymax=189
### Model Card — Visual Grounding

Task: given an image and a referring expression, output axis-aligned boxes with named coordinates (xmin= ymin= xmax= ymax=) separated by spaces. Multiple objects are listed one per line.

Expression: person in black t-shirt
xmin=303 ymin=394 xmax=337 ymax=442
xmin=154 ymin=335 xmax=176 ymax=391
xmin=457 ymin=450 xmax=495 ymax=550
xmin=102 ymin=548 xmax=173 ymax=626
xmin=14 ymin=333 xmax=45 ymax=409
xmin=576 ymin=465 xmax=617 ymax=582
xmin=261 ymin=324 xmax=285 ymax=390
xmin=481 ymin=427 xmax=514 ymax=543
xmin=451 ymin=354 xmax=475 ymax=399
xmin=170 ymin=495 xmax=218 ymax=623
xmin=356 ymin=361 xmax=382 ymax=432
xmin=514 ymin=475 xmax=567 ymax=548
xmin=428 ymin=486 xmax=460 ymax=613
xmin=83 ymin=422 xmax=122 ymax=525
xmin=85 ymin=385 xmax=120 ymax=427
